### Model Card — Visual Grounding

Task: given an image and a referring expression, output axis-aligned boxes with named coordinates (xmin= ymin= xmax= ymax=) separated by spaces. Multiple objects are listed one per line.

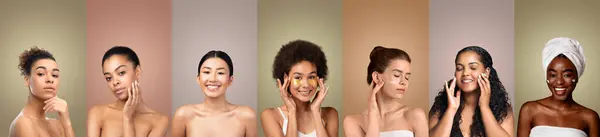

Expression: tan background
xmin=0 ymin=0 xmax=87 ymax=136
xmin=257 ymin=0 xmax=343 ymax=136
xmin=86 ymin=0 xmax=172 ymax=135
xmin=342 ymin=0 xmax=430 ymax=120
xmin=515 ymin=0 xmax=600 ymax=127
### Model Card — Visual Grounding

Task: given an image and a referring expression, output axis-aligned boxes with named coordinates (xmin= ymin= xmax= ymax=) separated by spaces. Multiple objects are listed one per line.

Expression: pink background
xmin=86 ymin=0 xmax=172 ymax=124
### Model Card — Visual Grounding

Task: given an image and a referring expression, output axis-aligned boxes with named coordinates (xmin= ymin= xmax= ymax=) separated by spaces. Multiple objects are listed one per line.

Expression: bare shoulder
xmin=9 ymin=115 xmax=34 ymax=136
xmin=321 ymin=107 xmax=339 ymax=117
xmin=234 ymin=105 xmax=257 ymax=119
xmin=579 ymin=106 xmax=599 ymax=124
xmin=174 ymin=104 xmax=197 ymax=119
xmin=343 ymin=113 xmax=363 ymax=126
xmin=519 ymin=100 xmax=542 ymax=115
xmin=404 ymin=107 xmax=426 ymax=118
xmin=89 ymin=104 xmax=109 ymax=114
xmin=260 ymin=107 xmax=280 ymax=119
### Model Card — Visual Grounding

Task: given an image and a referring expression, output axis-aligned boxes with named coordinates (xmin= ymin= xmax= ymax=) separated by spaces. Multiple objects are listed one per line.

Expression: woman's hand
xmin=310 ymin=78 xmax=329 ymax=113
xmin=123 ymin=81 xmax=140 ymax=120
xmin=445 ymin=77 xmax=461 ymax=111
xmin=478 ymin=73 xmax=491 ymax=109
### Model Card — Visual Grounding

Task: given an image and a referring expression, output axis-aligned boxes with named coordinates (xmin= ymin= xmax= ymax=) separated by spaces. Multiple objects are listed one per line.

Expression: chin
xmin=34 ymin=93 xmax=55 ymax=100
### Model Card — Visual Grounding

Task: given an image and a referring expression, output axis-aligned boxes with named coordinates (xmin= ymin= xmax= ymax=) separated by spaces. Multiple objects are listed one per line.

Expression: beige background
xmin=429 ymin=0 xmax=515 ymax=109
xmin=257 ymin=0 xmax=343 ymax=136
xmin=342 ymin=0 xmax=430 ymax=120
xmin=86 ymin=0 xmax=172 ymax=134
xmin=515 ymin=0 xmax=600 ymax=125
xmin=0 ymin=0 xmax=87 ymax=136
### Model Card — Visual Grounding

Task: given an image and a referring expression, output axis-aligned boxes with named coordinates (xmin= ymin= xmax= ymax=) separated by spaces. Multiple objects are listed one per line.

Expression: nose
xmin=112 ymin=77 xmax=120 ymax=86
xmin=556 ymin=76 xmax=564 ymax=85
xmin=45 ymin=75 xmax=54 ymax=84
xmin=208 ymin=72 xmax=217 ymax=82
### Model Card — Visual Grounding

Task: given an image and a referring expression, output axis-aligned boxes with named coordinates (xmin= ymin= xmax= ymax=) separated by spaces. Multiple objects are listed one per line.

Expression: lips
xmin=43 ymin=87 xmax=55 ymax=92
xmin=297 ymin=90 xmax=311 ymax=96
xmin=554 ymin=88 xmax=567 ymax=96
xmin=205 ymin=84 xmax=221 ymax=91
xmin=397 ymin=88 xmax=406 ymax=93
xmin=461 ymin=79 xmax=473 ymax=84
xmin=114 ymin=87 xmax=126 ymax=95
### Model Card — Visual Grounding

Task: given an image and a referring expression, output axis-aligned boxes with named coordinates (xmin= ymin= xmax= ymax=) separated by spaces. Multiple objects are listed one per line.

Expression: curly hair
xmin=272 ymin=40 xmax=328 ymax=85
xmin=429 ymin=46 xmax=511 ymax=137
xmin=18 ymin=47 xmax=56 ymax=76
xmin=367 ymin=46 xmax=411 ymax=85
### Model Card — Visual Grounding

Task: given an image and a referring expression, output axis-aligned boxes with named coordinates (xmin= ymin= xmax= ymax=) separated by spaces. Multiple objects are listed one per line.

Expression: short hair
xmin=198 ymin=50 xmax=234 ymax=76
xmin=102 ymin=46 xmax=140 ymax=68
xmin=19 ymin=47 xmax=56 ymax=76
xmin=272 ymin=40 xmax=328 ymax=83
xmin=366 ymin=46 xmax=411 ymax=84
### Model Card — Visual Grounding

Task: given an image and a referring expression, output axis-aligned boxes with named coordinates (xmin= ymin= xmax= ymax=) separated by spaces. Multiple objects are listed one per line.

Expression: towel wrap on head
xmin=542 ymin=37 xmax=586 ymax=79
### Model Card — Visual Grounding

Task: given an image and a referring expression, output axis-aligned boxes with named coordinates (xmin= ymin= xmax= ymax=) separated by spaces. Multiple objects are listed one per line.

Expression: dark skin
xmin=517 ymin=56 xmax=600 ymax=137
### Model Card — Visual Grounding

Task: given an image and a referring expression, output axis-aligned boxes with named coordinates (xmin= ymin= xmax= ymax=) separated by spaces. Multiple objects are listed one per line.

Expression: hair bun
xmin=370 ymin=46 xmax=386 ymax=60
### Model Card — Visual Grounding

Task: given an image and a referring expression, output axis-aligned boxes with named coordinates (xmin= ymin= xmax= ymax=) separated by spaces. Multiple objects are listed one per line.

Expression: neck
xmin=377 ymin=93 xmax=402 ymax=114
xmin=547 ymin=95 xmax=576 ymax=110
xmin=203 ymin=95 xmax=232 ymax=112
xmin=23 ymin=94 xmax=47 ymax=119
xmin=463 ymin=90 xmax=480 ymax=109
xmin=292 ymin=98 xmax=311 ymax=114
xmin=113 ymin=98 xmax=146 ymax=111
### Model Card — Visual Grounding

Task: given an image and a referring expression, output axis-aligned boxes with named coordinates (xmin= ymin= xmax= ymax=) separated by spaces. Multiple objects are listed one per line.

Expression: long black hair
xmin=429 ymin=46 xmax=511 ymax=137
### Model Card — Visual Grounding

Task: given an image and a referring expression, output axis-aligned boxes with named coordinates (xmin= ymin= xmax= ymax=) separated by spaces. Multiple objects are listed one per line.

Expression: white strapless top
xmin=380 ymin=130 xmax=414 ymax=137
xmin=530 ymin=126 xmax=587 ymax=137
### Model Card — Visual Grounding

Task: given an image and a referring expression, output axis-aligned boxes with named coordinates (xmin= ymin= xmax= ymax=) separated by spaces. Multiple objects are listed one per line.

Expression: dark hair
xmin=429 ymin=46 xmax=511 ymax=137
xmin=18 ymin=47 xmax=56 ymax=76
xmin=102 ymin=46 xmax=140 ymax=68
xmin=272 ymin=40 xmax=328 ymax=84
xmin=367 ymin=46 xmax=411 ymax=84
xmin=198 ymin=50 xmax=234 ymax=76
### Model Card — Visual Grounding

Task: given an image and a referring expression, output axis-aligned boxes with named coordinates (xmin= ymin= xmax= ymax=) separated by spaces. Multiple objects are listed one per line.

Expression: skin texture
xmin=9 ymin=59 xmax=75 ymax=137
xmin=428 ymin=51 xmax=514 ymax=137
xmin=343 ymin=59 xmax=429 ymax=137
xmin=87 ymin=55 xmax=169 ymax=137
xmin=261 ymin=61 xmax=339 ymax=137
xmin=517 ymin=56 xmax=599 ymax=137
xmin=171 ymin=58 xmax=257 ymax=137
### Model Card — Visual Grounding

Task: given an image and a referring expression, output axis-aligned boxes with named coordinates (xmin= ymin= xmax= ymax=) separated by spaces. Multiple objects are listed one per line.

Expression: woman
xmin=343 ymin=46 xmax=428 ymax=137
xmin=261 ymin=40 xmax=338 ymax=137
xmin=87 ymin=46 xmax=169 ymax=137
xmin=517 ymin=37 xmax=599 ymax=137
xmin=9 ymin=47 xmax=75 ymax=137
xmin=429 ymin=46 xmax=514 ymax=137
xmin=172 ymin=50 xmax=257 ymax=137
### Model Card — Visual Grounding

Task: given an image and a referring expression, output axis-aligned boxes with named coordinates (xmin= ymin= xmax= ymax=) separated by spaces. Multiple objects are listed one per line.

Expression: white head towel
xmin=542 ymin=37 xmax=586 ymax=79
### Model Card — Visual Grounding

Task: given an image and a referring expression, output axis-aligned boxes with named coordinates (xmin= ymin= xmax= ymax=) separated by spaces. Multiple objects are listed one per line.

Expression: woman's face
xmin=288 ymin=61 xmax=318 ymax=102
xmin=546 ymin=57 xmax=578 ymax=100
xmin=26 ymin=59 xmax=60 ymax=100
xmin=455 ymin=51 xmax=488 ymax=93
xmin=375 ymin=59 xmax=411 ymax=99
xmin=102 ymin=55 xmax=140 ymax=101
xmin=197 ymin=58 xmax=233 ymax=98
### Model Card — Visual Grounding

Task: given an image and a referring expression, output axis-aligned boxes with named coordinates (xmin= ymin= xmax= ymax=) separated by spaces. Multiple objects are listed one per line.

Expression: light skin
xmin=517 ymin=56 xmax=599 ymax=137
xmin=343 ymin=59 xmax=429 ymax=137
xmin=261 ymin=61 xmax=339 ymax=137
xmin=172 ymin=57 xmax=257 ymax=137
xmin=87 ymin=55 xmax=169 ymax=137
xmin=428 ymin=51 xmax=514 ymax=137
xmin=9 ymin=59 xmax=75 ymax=137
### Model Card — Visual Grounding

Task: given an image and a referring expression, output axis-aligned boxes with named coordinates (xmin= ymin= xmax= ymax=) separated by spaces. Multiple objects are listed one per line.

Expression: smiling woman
xmin=171 ymin=50 xmax=257 ymax=137
xmin=9 ymin=47 xmax=75 ymax=137
xmin=517 ymin=37 xmax=599 ymax=137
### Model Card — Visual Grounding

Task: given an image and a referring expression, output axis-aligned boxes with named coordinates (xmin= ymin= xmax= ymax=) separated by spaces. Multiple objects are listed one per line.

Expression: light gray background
xmin=172 ymin=0 xmax=258 ymax=114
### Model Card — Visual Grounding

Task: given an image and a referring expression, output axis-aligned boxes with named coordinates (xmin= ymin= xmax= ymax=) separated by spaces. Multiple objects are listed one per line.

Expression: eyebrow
xmin=36 ymin=66 xmax=46 ymax=70
xmin=104 ymin=65 xmax=126 ymax=75
xmin=202 ymin=67 xmax=226 ymax=70
xmin=293 ymin=71 xmax=317 ymax=75
xmin=392 ymin=69 xmax=411 ymax=75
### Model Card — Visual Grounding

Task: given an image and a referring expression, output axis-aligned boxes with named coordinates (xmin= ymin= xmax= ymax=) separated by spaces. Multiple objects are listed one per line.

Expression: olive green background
xmin=257 ymin=0 xmax=343 ymax=136
xmin=0 ymin=0 xmax=87 ymax=136
xmin=515 ymin=0 xmax=600 ymax=129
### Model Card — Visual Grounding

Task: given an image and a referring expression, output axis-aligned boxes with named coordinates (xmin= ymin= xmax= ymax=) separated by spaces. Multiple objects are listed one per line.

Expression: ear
xmin=485 ymin=67 xmax=491 ymax=76
xmin=229 ymin=76 xmax=234 ymax=84
xmin=371 ymin=71 xmax=381 ymax=83
xmin=196 ymin=75 xmax=202 ymax=85
xmin=135 ymin=65 xmax=142 ymax=80
xmin=24 ymin=76 xmax=30 ymax=87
